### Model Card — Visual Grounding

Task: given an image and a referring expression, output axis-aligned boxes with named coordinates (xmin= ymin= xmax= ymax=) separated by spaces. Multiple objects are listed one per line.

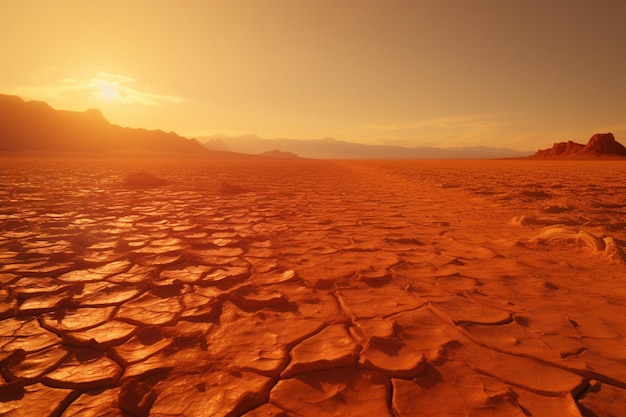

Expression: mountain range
xmin=0 ymin=93 xmax=529 ymax=159
xmin=0 ymin=94 xmax=206 ymax=154
xmin=202 ymin=134 xmax=530 ymax=159
xmin=3 ymin=94 xmax=622 ymax=160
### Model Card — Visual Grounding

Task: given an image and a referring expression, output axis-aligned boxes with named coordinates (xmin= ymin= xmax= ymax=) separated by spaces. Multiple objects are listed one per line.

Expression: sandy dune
xmin=0 ymin=157 xmax=625 ymax=416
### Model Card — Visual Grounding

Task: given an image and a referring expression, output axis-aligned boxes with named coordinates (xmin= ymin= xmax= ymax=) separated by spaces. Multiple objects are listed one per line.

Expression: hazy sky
xmin=2 ymin=1 xmax=626 ymax=150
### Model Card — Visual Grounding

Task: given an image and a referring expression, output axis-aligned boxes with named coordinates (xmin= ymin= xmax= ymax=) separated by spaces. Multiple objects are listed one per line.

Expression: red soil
xmin=0 ymin=156 xmax=625 ymax=416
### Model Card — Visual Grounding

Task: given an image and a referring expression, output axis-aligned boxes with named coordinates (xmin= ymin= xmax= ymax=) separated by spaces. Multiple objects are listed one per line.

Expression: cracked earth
xmin=1 ymin=157 xmax=625 ymax=416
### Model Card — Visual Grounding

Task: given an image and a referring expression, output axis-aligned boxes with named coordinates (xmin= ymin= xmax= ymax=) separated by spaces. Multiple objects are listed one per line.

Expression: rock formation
xmin=533 ymin=133 xmax=626 ymax=158
xmin=579 ymin=133 xmax=626 ymax=156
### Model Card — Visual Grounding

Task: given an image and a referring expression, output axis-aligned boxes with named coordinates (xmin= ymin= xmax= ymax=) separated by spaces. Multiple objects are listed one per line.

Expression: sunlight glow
xmin=95 ymin=80 xmax=119 ymax=102
xmin=13 ymin=71 xmax=184 ymax=108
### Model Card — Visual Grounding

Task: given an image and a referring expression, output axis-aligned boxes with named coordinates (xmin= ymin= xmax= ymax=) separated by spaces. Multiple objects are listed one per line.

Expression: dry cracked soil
xmin=1 ymin=156 xmax=625 ymax=416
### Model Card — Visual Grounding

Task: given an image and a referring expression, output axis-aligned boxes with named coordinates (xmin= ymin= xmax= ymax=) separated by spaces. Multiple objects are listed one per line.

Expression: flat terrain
xmin=1 ymin=157 xmax=625 ymax=416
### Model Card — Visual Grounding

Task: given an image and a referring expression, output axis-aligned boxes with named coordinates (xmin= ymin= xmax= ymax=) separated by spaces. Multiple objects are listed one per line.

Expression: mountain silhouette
xmin=202 ymin=134 xmax=529 ymax=160
xmin=533 ymin=133 xmax=626 ymax=158
xmin=258 ymin=149 xmax=301 ymax=159
xmin=0 ymin=94 xmax=205 ymax=153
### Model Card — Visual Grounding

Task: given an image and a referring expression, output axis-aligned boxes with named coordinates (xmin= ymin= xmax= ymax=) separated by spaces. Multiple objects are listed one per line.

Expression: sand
xmin=0 ymin=156 xmax=625 ymax=416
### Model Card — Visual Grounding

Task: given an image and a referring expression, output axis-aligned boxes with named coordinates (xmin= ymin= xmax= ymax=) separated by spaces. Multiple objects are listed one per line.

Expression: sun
xmin=95 ymin=81 xmax=119 ymax=102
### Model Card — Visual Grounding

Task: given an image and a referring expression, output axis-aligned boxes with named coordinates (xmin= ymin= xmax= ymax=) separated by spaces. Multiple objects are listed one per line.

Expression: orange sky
xmin=2 ymin=0 xmax=626 ymax=151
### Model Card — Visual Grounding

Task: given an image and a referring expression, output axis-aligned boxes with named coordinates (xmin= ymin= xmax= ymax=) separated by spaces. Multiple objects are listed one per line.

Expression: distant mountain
xmin=258 ymin=149 xmax=301 ymax=159
xmin=201 ymin=134 xmax=529 ymax=160
xmin=0 ymin=94 xmax=205 ymax=153
xmin=532 ymin=133 xmax=626 ymax=158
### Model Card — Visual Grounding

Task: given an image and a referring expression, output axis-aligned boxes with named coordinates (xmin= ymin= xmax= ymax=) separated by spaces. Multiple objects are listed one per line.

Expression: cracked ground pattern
xmin=1 ymin=157 xmax=625 ymax=416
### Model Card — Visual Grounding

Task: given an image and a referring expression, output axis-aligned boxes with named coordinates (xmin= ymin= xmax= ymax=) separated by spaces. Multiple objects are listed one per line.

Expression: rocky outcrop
xmin=580 ymin=133 xmax=626 ymax=156
xmin=0 ymin=94 xmax=205 ymax=153
xmin=533 ymin=133 xmax=626 ymax=158
xmin=533 ymin=141 xmax=585 ymax=157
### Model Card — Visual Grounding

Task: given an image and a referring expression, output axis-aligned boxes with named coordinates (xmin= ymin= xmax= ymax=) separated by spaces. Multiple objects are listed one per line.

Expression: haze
xmin=2 ymin=3 xmax=626 ymax=415
xmin=2 ymin=0 xmax=626 ymax=150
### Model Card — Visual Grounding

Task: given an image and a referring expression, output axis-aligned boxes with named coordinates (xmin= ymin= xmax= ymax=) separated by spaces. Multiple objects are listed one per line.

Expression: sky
xmin=2 ymin=0 xmax=626 ymax=151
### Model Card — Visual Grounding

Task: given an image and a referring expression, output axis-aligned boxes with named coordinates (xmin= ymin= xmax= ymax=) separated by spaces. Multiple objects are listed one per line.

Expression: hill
xmin=0 ymin=94 xmax=205 ymax=154
xmin=532 ymin=133 xmax=626 ymax=158
xmin=202 ymin=134 xmax=529 ymax=160
xmin=258 ymin=149 xmax=301 ymax=159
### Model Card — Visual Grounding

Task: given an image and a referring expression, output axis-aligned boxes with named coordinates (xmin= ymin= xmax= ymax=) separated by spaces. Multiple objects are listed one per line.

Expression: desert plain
xmin=0 ymin=156 xmax=625 ymax=417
